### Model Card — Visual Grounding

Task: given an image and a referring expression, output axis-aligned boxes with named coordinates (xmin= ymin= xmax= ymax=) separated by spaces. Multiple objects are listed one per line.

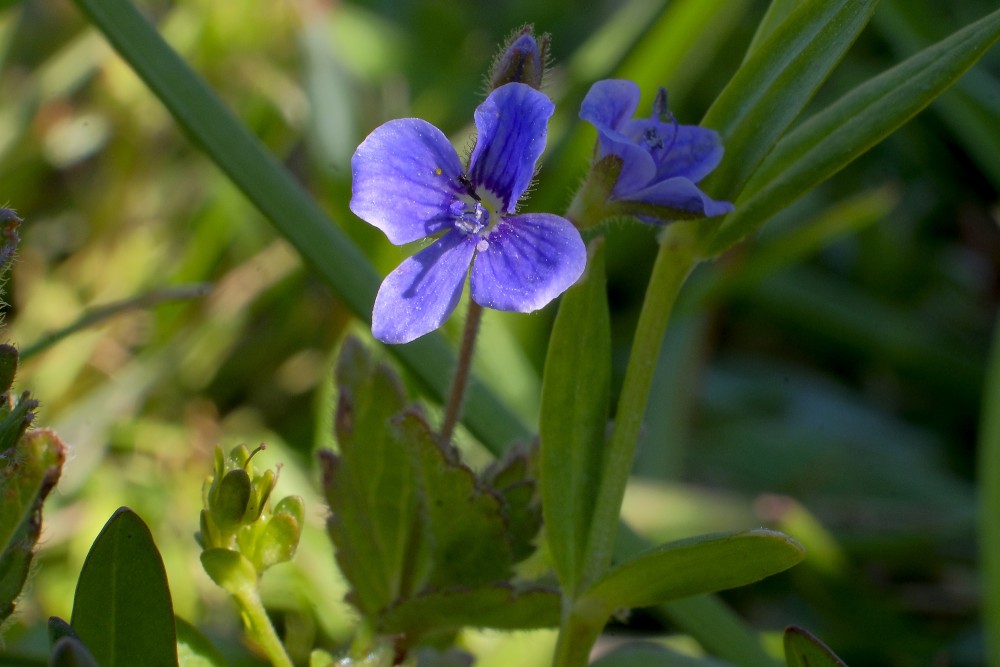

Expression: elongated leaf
xmin=70 ymin=0 xmax=529 ymax=456
xmin=744 ymin=0 xmax=805 ymax=60
xmin=708 ymin=7 xmax=1000 ymax=255
xmin=70 ymin=508 xmax=177 ymax=667
xmin=540 ymin=240 xmax=611 ymax=594
xmin=981 ymin=311 xmax=1000 ymax=665
xmin=784 ymin=627 xmax=848 ymax=667
xmin=701 ymin=0 xmax=877 ymax=199
xmin=661 ymin=596 xmax=782 ymax=667
xmin=379 ymin=584 xmax=561 ymax=635
xmin=582 ymin=530 xmax=804 ymax=612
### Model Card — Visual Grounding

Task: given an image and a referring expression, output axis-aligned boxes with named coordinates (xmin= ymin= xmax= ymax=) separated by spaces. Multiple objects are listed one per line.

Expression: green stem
xmin=439 ymin=300 xmax=484 ymax=442
xmin=233 ymin=588 xmax=294 ymax=667
xmin=581 ymin=221 xmax=699 ymax=588
xmin=552 ymin=601 xmax=606 ymax=667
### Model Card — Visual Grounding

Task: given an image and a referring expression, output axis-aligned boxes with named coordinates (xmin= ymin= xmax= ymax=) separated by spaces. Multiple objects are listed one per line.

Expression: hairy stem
xmin=439 ymin=300 xmax=484 ymax=442
xmin=581 ymin=221 xmax=699 ymax=588
xmin=233 ymin=587 xmax=294 ymax=667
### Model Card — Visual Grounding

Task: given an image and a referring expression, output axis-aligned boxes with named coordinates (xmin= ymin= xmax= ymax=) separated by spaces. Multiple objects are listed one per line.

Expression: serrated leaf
xmin=400 ymin=412 xmax=513 ymax=587
xmin=784 ymin=626 xmax=849 ymax=667
xmin=0 ymin=428 xmax=65 ymax=624
xmin=479 ymin=443 xmax=541 ymax=563
xmin=176 ymin=616 xmax=227 ymax=667
xmin=321 ymin=337 xmax=421 ymax=618
xmin=71 ymin=507 xmax=177 ymax=667
xmin=379 ymin=584 xmax=561 ymax=635
xmin=540 ymin=240 xmax=611 ymax=594
xmin=582 ymin=530 xmax=805 ymax=612
xmin=701 ymin=0 xmax=878 ymax=200
xmin=708 ymin=6 xmax=1000 ymax=255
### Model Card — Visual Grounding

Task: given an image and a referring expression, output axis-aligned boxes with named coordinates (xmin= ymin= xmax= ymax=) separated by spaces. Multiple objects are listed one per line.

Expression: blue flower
xmin=579 ymin=79 xmax=733 ymax=222
xmin=351 ymin=82 xmax=586 ymax=344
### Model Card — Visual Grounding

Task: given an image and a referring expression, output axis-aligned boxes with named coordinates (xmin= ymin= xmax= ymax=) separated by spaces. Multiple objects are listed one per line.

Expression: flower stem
xmin=439 ymin=300 xmax=484 ymax=442
xmin=233 ymin=587 xmax=294 ymax=667
xmin=581 ymin=221 xmax=699 ymax=587
xmin=552 ymin=601 xmax=606 ymax=667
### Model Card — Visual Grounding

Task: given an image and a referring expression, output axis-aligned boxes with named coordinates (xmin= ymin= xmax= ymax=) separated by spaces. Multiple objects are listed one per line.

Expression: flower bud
xmin=487 ymin=25 xmax=549 ymax=91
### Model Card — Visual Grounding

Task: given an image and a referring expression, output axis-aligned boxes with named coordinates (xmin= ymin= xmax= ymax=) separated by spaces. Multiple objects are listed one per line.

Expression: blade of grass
xmin=69 ymin=0 xmax=529 ymax=453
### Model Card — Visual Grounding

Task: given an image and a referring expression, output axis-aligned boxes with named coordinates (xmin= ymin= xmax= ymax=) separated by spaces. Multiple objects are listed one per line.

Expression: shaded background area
xmin=1 ymin=0 xmax=998 ymax=665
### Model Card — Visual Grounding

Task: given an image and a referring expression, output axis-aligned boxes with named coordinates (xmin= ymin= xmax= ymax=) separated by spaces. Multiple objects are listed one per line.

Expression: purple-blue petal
xmin=621 ymin=119 xmax=724 ymax=184
xmin=579 ymin=79 xmax=641 ymax=133
xmin=351 ymin=118 xmax=465 ymax=245
xmin=468 ymin=83 xmax=555 ymax=212
xmin=372 ymin=231 xmax=477 ymax=344
xmin=470 ymin=213 xmax=586 ymax=312
xmin=626 ymin=177 xmax=735 ymax=219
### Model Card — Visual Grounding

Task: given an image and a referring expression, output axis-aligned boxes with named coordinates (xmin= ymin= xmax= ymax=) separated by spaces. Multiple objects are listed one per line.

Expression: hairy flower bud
xmin=487 ymin=25 xmax=549 ymax=91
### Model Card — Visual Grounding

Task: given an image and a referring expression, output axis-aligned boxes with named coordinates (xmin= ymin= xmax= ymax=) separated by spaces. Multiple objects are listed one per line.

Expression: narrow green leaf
xmin=582 ymin=530 xmax=805 ymax=612
xmin=744 ymin=0 xmax=805 ymax=59
xmin=783 ymin=626 xmax=848 ymax=667
xmin=175 ymin=616 xmax=227 ymax=667
xmin=378 ymin=584 xmax=561 ymax=635
xmin=540 ymin=240 xmax=611 ymax=594
xmin=70 ymin=507 xmax=178 ymax=667
xmin=0 ymin=429 xmax=65 ymax=624
xmin=708 ymin=7 xmax=1000 ymax=255
xmin=69 ymin=0 xmax=529 ymax=455
xmin=981 ymin=312 xmax=1000 ymax=665
xmin=661 ymin=596 xmax=782 ymax=667
xmin=701 ymin=0 xmax=878 ymax=199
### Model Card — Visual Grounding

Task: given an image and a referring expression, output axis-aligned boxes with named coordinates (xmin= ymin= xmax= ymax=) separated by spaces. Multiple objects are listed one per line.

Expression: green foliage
xmin=540 ymin=240 xmax=611 ymax=594
xmin=70 ymin=508 xmax=178 ymax=667
xmin=708 ymin=5 xmax=1000 ymax=254
xmin=701 ymin=0 xmax=879 ymax=199
xmin=784 ymin=627 xmax=849 ymax=667
xmin=0 ymin=0 xmax=997 ymax=664
xmin=321 ymin=337 xmax=550 ymax=645
xmin=583 ymin=530 xmax=805 ymax=613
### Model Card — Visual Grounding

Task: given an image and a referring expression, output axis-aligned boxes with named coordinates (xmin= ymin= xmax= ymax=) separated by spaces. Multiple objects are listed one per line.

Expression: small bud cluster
xmin=198 ymin=444 xmax=304 ymax=592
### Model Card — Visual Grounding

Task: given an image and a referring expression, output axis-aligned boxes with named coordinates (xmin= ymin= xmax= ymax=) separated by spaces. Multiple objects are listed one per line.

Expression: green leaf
xmin=0 ymin=429 xmax=65 ymax=624
xmin=707 ymin=6 xmax=1000 ymax=255
xmin=700 ymin=0 xmax=878 ymax=199
xmin=582 ymin=530 xmax=805 ymax=612
xmin=479 ymin=443 xmax=541 ymax=563
xmin=783 ymin=626 xmax=848 ymax=667
xmin=68 ymin=0 xmax=529 ymax=456
xmin=540 ymin=240 xmax=611 ymax=594
xmin=981 ymin=311 xmax=1000 ymax=665
xmin=321 ymin=337 xmax=421 ymax=618
xmin=70 ymin=507 xmax=177 ymax=667
xmin=175 ymin=616 xmax=227 ymax=667
xmin=378 ymin=584 xmax=561 ymax=636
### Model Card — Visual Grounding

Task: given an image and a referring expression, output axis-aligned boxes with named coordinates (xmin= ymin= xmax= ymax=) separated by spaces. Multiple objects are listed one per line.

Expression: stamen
xmin=451 ymin=199 xmax=490 ymax=235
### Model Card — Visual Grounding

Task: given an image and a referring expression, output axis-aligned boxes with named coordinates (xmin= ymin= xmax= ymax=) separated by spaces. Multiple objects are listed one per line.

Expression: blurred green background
xmin=1 ymin=0 xmax=998 ymax=665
